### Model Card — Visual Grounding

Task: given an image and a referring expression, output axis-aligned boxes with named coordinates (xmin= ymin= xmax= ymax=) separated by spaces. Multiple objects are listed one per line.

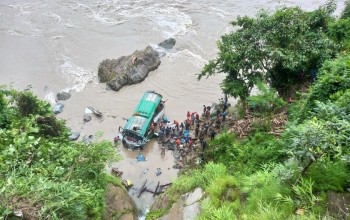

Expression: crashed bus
xmin=119 ymin=91 xmax=165 ymax=150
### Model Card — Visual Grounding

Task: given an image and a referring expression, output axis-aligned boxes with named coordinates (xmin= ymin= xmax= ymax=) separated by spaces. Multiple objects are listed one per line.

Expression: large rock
xmin=98 ymin=39 xmax=175 ymax=91
xmin=184 ymin=188 xmax=204 ymax=206
xmin=69 ymin=132 xmax=80 ymax=141
xmin=153 ymin=187 xmax=204 ymax=220
xmin=53 ymin=103 xmax=64 ymax=114
xmin=105 ymin=183 xmax=137 ymax=220
xmin=98 ymin=46 xmax=160 ymax=91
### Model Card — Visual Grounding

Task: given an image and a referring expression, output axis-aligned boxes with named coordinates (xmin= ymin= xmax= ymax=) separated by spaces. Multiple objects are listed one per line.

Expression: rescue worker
xmin=195 ymin=124 xmax=200 ymax=137
xmin=175 ymin=138 xmax=181 ymax=149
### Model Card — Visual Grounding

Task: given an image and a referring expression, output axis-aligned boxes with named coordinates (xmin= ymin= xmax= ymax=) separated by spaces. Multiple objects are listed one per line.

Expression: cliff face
xmin=105 ymin=183 xmax=138 ymax=220
xmin=150 ymin=188 xmax=204 ymax=220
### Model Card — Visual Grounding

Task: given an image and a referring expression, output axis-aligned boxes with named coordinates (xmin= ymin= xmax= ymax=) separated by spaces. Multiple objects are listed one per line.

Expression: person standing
xmin=150 ymin=122 xmax=155 ymax=132
xmin=222 ymin=111 xmax=227 ymax=122
xmin=199 ymin=130 xmax=205 ymax=144
xmin=216 ymin=108 xmax=221 ymax=118
xmin=174 ymin=120 xmax=179 ymax=130
xmin=210 ymin=129 xmax=217 ymax=140
xmin=191 ymin=112 xmax=196 ymax=125
xmin=195 ymin=124 xmax=200 ymax=138
xmin=201 ymin=140 xmax=207 ymax=153
xmin=188 ymin=139 xmax=193 ymax=152
xmin=175 ymin=138 xmax=181 ymax=149
xmin=195 ymin=113 xmax=200 ymax=122
xmin=161 ymin=144 xmax=166 ymax=156
xmin=205 ymin=109 xmax=210 ymax=119
xmin=185 ymin=120 xmax=190 ymax=130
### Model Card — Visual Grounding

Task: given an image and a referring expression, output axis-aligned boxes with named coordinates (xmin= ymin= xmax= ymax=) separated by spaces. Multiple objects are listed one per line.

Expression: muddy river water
xmin=0 ymin=0 xmax=345 ymax=218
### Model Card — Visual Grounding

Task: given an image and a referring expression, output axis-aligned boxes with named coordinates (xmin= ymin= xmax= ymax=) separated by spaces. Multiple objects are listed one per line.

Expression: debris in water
xmin=156 ymin=168 xmax=162 ymax=176
xmin=137 ymin=153 xmax=146 ymax=162
xmin=138 ymin=180 xmax=148 ymax=198
xmin=111 ymin=167 xmax=123 ymax=177
xmin=87 ymin=106 xmax=103 ymax=116
xmin=140 ymin=168 xmax=149 ymax=177
xmin=83 ymin=135 xmax=93 ymax=144
xmin=122 ymin=179 xmax=133 ymax=190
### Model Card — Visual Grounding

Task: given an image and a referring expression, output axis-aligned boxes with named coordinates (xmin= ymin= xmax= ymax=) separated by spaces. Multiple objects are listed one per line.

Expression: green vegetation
xmin=0 ymin=89 xmax=120 ymax=219
xmin=150 ymin=1 xmax=350 ymax=219
xmin=247 ymin=81 xmax=286 ymax=116
xmin=198 ymin=1 xmax=339 ymax=104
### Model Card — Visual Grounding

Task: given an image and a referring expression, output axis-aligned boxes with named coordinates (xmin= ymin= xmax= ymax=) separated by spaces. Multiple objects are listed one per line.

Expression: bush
xmin=248 ymin=81 xmax=286 ymax=115
xmin=306 ymin=161 xmax=350 ymax=192
xmin=327 ymin=18 xmax=350 ymax=50
xmin=240 ymin=167 xmax=294 ymax=218
xmin=341 ymin=0 xmax=350 ymax=19
xmin=301 ymin=54 xmax=350 ymax=119
xmin=0 ymin=89 xmax=119 ymax=219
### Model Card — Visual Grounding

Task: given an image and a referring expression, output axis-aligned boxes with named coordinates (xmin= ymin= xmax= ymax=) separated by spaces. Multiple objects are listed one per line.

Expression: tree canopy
xmin=198 ymin=1 xmax=340 ymax=102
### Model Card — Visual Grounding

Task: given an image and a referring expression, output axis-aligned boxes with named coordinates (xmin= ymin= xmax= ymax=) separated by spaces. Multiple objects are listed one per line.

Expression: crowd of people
xmin=156 ymin=99 xmax=230 ymax=158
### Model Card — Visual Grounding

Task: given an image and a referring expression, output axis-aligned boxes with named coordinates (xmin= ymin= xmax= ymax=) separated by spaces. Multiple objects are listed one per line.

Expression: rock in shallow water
xmin=69 ymin=132 xmax=80 ymax=141
xmin=83 ymin=114 xmax=92 ymax=122
xmin=56 ymin=91 xmax=71 ymax=101
xmin=53 ymin=103 xmax=64 ymax=114
xmin=98 ymin=46 xmax=160 ymax=91
xmin=158 ymin=38 xmax=176 ymax=50
xmin=98 ymin=39 xmax=176 ymax=91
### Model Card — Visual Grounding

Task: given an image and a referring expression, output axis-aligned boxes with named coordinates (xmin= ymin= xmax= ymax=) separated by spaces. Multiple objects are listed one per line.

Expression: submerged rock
xmin=158 ymin=38 xmax=176 ymax=50
xmin=56 ymin=91 xmax=71 ymax=101
xmin=98 ymin=39 xmax=175 ymax=91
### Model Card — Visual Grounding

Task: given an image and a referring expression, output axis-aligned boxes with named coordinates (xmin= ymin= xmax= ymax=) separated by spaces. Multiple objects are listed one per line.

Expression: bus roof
xmin=125 ymin=91 xmax=162 ymax=136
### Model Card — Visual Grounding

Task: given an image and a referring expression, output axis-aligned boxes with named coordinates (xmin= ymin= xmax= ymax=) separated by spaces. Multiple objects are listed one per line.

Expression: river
xmin=0 ymin=0 xmax=345 ymax=218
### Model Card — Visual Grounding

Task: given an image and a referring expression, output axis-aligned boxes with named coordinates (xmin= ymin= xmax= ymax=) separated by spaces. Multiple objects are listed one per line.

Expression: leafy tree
xmin=327 ymin=16 xmax=350 ymax=50
xmin=283 ymin=53 xmax=350 ymax=188
xmin=198 ymin=1 xmax=339 ymax=104
xmin=283 ymin=117 xmax=348 ymax=178
xmin=341 ymin=0 xmax=350 ymax=19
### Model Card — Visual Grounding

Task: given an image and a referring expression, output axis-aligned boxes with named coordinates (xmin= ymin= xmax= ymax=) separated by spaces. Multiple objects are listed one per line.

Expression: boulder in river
xmin=56 ymin=91 xmax=71 ymax=101
xmin=98 ymin=39 xmax=175 ymax=91
xmin=53 ymin=103 xmax=64 ymax=114
xmin=69 ymin=132 xmax=80 ymax=141
xmin=158 ymin=38 xmax=176 ymax=50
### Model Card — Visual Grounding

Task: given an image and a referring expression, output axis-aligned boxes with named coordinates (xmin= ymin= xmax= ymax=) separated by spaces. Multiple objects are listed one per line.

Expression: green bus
xmin=119 ymin=91 xmax=165 ymax=150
